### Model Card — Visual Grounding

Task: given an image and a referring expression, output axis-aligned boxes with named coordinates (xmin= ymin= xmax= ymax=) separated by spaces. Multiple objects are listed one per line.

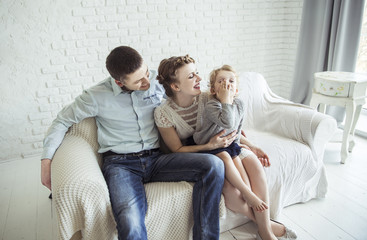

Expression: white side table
xmin=310 ymin=71 xmax=367 ymax=163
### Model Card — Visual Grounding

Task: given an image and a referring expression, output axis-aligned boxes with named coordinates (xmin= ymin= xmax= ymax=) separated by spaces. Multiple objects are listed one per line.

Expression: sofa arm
xmin=51 ymin=134 xmax=116 ymax=240
xmin=258 ymin=103 xmax=337 ymax=159
xmin=65 ymin=118 xmax=100 ymax=161
xmin=310 ymin=112 xmax=337 ymax=160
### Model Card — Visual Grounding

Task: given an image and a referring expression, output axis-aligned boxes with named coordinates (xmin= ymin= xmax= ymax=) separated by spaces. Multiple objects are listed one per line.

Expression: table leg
xmin=309 ymin=95 xmax=319 ymax=110
xmin=348 ymin=104 xmax=362 ymax=153
xmin=310 ymin=94 xmax=326 ymax=113
xmin=341 ymin=101 xmax=356 ymax=164
xmin=319 ymin=103 xmax=326 ymax=114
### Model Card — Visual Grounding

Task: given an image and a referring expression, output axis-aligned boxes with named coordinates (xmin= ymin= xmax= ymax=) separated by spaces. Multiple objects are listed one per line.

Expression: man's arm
xmin=41 ymin=90 xmax=98 ymax=190
xmin=41 ymin=159 xmax=52 ymax=190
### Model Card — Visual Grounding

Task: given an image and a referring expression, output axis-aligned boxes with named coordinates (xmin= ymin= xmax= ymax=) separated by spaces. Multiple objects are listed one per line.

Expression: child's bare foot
xmin=242 ymin=192 xmax=268 ymax=212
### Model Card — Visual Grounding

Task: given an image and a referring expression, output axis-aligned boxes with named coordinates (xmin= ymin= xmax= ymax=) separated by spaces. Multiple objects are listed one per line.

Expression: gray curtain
xmin=291 ymin=0 xmax=365 ymax=123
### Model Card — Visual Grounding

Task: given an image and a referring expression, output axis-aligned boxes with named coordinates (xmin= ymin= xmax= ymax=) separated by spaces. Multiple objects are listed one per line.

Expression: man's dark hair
xmin=106 ymin=46 xmax=143 ymax=81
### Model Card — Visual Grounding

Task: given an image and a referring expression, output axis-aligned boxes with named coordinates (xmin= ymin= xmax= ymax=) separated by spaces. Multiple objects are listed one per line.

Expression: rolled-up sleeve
xmin=42 ymin=90 xmax=98 ymax=160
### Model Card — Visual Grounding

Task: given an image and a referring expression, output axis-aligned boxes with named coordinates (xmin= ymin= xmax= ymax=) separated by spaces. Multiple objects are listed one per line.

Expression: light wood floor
xmin=1 ymin=136 xmax=366 ymax=240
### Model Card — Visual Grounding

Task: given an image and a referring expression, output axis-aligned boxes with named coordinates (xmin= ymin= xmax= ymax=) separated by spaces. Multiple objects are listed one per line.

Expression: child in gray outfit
xmin=193 ymin=65 xmax=268 ymax=212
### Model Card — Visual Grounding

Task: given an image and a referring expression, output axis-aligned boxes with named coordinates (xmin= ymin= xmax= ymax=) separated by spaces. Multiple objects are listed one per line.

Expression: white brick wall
xmin=0 ymin=0 xmax=302 ymax=162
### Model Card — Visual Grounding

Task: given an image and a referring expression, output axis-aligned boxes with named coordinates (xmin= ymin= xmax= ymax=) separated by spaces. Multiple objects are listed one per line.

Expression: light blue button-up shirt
xmin=42 ymin=70 xmax=164 ymax=160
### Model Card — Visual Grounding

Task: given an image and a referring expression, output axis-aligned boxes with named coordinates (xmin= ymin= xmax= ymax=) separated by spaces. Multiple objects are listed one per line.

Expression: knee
xmin=202 ymin=154 xmax=225 ymax=180
xmin=243 ymin=155 xmax=263 ymax=171
xmin=216 ymin=151 xmax=231 ymax=164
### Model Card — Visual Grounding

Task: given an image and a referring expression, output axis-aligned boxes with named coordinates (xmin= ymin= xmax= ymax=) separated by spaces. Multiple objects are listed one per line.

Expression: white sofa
xmin=50 ymin=72 xmax=337 ymax=240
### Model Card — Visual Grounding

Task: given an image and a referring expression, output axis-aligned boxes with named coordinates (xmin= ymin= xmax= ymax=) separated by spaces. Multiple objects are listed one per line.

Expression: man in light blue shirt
xmin=41 ymin=46 xmax=226 ymax=240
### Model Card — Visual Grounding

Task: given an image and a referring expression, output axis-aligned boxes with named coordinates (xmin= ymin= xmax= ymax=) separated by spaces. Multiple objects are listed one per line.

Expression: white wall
xmin=0 ymin=0 xmax=302 ymax=162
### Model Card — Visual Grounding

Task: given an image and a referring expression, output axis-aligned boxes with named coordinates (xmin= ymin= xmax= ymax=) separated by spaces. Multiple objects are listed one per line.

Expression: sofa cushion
xmin=246 ymin=129 xmax=327 ymax=218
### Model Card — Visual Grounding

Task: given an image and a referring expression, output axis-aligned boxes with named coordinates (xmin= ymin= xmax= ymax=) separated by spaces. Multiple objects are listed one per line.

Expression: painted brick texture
xmin=0 ymin=0 xmax=302 ymax=161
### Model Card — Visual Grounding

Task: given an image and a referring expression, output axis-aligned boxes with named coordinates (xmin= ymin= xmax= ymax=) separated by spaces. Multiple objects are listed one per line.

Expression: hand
xmin=250 ymin=146 xmax=271 ymax=167
xmin=41 ymin=159 xmax=52 ymax=190
xmin=207 ymin=130 xmax=237 ymax=150
xmin=216 ymin=82 xmax=234 ymax=104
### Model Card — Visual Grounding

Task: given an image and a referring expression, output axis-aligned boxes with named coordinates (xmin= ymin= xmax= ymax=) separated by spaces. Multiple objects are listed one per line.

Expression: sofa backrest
xmin=237 ymin=72 xmax=272 ymax=130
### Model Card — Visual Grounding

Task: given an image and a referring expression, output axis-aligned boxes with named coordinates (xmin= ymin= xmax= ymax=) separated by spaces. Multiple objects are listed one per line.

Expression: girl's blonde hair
xmin=209 ymin=65 xmax=237 ymax=92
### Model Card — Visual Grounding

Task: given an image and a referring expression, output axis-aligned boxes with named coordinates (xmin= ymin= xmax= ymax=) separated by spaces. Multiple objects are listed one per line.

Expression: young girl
xmin=193 ymin=65 xmax=268 ymax=212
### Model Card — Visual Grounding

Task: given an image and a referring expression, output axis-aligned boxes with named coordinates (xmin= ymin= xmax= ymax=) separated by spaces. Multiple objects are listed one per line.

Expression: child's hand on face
xmin=216 ymin=81 xmax=235 ymax=104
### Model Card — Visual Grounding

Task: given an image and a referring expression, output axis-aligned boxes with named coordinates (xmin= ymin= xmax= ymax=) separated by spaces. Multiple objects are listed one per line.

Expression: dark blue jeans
xmin=102 ymin=151 xmax=225 ymax=240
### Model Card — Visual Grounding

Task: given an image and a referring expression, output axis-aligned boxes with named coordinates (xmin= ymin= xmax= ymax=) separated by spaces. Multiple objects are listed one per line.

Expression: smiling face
xmin=172 ymin=62 xmax=202 ymax=98
xmin=211 ymin=70 xmax=238 ymax=96
xmin=115 ymin=63 xmax=150 ymax=91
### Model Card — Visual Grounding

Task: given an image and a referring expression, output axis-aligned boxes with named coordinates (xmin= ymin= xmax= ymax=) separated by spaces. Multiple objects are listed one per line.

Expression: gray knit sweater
xmin=193 ymin=96 xmax=245 ymax=145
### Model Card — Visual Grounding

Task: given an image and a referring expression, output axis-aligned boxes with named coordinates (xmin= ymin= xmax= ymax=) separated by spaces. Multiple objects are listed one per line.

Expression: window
xmin=355 ymin=1 xmax=367 ymax=137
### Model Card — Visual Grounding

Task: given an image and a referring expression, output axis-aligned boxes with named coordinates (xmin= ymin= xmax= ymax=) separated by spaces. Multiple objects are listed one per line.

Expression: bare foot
xmin=242 ymin=192 xmax=268 ymax=212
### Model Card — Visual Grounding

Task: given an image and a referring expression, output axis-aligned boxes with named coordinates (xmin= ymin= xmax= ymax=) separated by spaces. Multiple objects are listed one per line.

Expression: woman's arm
xmin=158 ymin=127 xmax=237 ymax=153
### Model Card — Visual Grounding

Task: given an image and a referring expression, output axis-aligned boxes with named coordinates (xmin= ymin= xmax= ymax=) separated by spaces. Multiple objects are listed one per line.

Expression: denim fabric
xmin=102 ymin=151 xmax=225 ymax=240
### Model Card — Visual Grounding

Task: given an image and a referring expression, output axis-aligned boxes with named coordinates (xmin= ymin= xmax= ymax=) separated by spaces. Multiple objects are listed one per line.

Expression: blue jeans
xmin=102 ymin=151 xmax=224 ymax=240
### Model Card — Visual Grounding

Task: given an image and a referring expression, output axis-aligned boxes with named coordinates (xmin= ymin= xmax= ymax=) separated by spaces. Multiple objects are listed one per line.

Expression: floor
xmin=1 ymin=135 xmax=366 ymax=240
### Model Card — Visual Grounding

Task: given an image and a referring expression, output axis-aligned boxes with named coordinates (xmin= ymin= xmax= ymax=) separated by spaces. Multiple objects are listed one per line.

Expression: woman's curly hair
xmin=157 ymin=55 xmax=195 ymax=97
